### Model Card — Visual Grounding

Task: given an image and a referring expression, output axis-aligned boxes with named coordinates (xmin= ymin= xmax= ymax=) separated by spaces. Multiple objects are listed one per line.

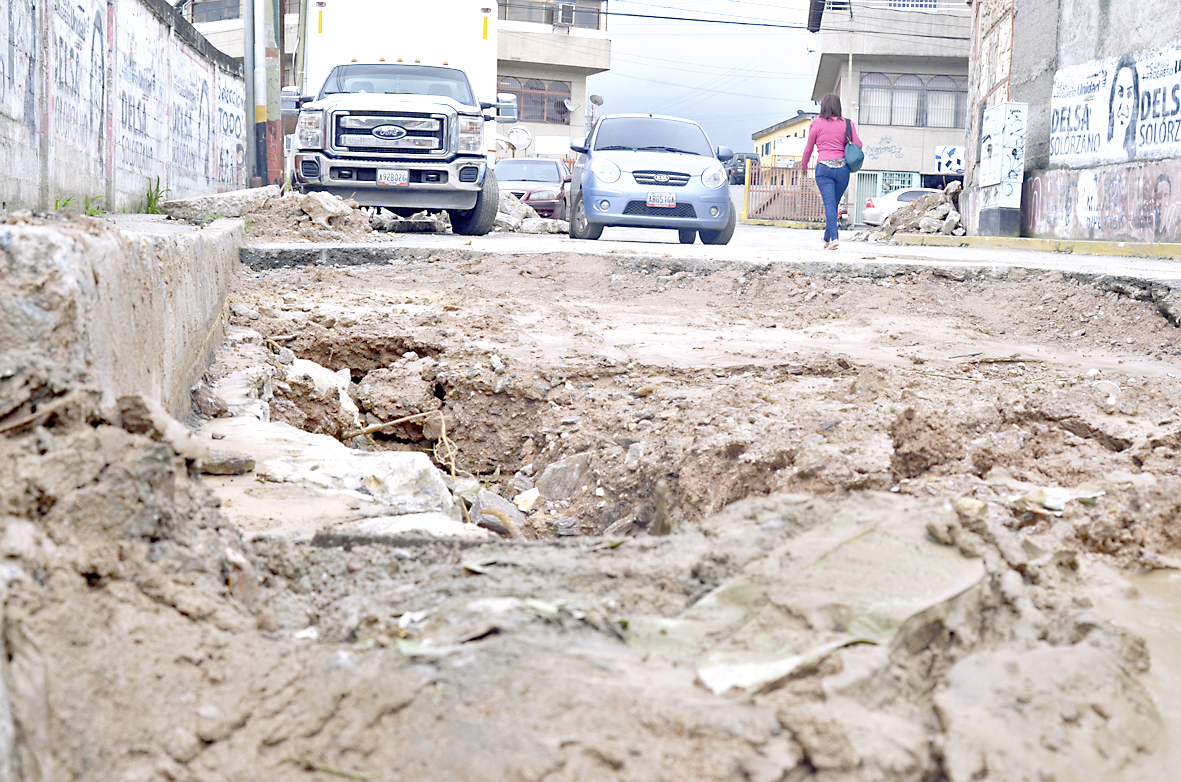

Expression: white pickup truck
xmin=291 ymin=0 xmax=508 ymax=235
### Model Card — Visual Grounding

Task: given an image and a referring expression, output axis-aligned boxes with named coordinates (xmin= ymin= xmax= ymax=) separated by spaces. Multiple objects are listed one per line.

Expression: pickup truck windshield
xmin=319 ymin=64 xmax=475 ymax=105
xmin=593 ymin=117 xmax=714 ymax=158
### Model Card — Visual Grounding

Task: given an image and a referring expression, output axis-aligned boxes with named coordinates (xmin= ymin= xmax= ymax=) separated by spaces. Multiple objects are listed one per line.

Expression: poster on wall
xmin=1050 ymin=43 xmax=1181 ymax=167
xmin=935 ymin=146 xmax=964 ymax=174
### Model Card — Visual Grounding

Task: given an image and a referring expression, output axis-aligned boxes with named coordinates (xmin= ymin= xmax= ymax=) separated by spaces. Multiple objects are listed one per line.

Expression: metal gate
xmin=746 ymin=166 xmax=825 ymax=222
xmin=851 ymin=171 xmax=921 ymax=224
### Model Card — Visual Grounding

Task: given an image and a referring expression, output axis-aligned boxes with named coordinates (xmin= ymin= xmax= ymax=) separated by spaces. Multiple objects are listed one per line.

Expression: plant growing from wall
xmin=140 ymin=177 xmax=171 ymax=214
xmin=84 ymin=195 xmax=105 ymax=216
xmin=54 ymin=196 xmax=74 ymax=211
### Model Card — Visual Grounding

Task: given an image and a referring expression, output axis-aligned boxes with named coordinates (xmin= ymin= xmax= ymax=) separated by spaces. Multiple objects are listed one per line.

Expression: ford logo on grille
xmin=654 ymin=173 xmax=669 ymax=183
xmin=372 ymin=125 xmax=408 ymax=141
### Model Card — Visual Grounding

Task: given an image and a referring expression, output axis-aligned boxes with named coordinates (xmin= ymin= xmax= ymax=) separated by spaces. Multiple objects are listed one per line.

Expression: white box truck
xmin=292 ymin=0 xmax=506 ymax=234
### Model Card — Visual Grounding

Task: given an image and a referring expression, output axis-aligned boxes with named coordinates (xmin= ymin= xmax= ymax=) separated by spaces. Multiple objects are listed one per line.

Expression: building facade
xmin=186 ymin=1 xmax=611 ymax=160
xmin=496 ymin=0 xmax=611 ymax=157
xmin=807 ymin=0 xmax=972 ymax=223
xmin=752 ymin=112 xmax=818 ymax=169
xmin=962 ymin=0 xmax=1181 ymax=242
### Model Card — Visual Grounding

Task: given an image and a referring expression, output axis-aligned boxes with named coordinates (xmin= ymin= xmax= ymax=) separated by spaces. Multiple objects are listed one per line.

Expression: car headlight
xmin=589 ymin=157 xmax=621 ymax=184
xmin=458 ymin=116 xmax=483 ymax=153
xmin=528 ymin=188 xmax=561 ymax=201
xmin=701 ymin=164 xmax=727 ymax=189
xmin=297 ymin=112 xmax=323 ymax=148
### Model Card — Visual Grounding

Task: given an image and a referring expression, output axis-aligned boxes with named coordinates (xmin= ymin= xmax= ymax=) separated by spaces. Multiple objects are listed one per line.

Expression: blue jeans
xmin=815 ymin=163 xmax=850 ymax=243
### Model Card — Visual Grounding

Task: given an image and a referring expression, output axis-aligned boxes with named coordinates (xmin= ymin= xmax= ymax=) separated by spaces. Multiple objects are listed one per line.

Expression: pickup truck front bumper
xmin=294 ymin=153 xmax=488 ymax=210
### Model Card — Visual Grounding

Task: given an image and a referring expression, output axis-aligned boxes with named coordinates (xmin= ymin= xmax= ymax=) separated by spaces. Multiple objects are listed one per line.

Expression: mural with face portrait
xmin=1051 ymin=42 xmax=1181 ymax=167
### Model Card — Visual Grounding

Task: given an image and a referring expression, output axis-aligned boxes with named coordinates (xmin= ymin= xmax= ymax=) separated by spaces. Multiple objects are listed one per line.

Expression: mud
xmin=5 ymin=247 xmax=1181 ymax=779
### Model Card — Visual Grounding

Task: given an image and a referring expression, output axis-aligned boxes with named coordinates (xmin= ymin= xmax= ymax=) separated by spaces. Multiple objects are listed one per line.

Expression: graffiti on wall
xmin=979 ymin=102 xmax=1026 ymax=208
xmin=216 ymin=71 xmax=246 ymax=189
xmin=1 ymin=0 xmax=38 ymax=139
xmin=935 ymin=146 xmax=964 ymax=174
xmin=863 ymin=135 xmax=905 ymax=162
xmin=116 ymin=3 xmax=165 ymax=180
xmin=170 ymin=48 xmax=214 ymax=191
xmin=1051 ymin=43 xmax=1181 ymax=167
xmin=1024 ymin=162 xmax=1181 ymax=243
xmin=52 ymin=0 xmax=106 ymax=167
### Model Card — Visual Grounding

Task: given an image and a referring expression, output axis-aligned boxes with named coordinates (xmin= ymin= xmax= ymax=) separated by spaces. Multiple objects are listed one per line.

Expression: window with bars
xmin=858 ymin=73 xmax=967 ymax=128
xmin=497 ymin=77 xmax=572 ymax=124
xmin=887 ymin=0 xmax=938 ymax=8
xmin=189 ymin=0 xmax=242 ymax=23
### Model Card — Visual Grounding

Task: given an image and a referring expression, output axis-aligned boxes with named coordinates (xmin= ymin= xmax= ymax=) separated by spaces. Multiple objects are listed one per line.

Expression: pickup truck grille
xmin=332 ymin=112 xmax=448 ymax=156
xmin=633 ymin=170 xmax=692 ymax=187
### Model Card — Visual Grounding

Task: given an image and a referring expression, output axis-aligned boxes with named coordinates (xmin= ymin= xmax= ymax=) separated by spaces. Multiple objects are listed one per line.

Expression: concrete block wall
xmin=0 ymin=0 xmax=246 ymax=215
xmin=0 ymin=218 xmax=244 ymax=420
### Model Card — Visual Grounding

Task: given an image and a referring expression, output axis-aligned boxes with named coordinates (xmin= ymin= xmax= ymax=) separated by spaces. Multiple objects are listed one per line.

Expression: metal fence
xmin=746 ymin=166 xmax=825 ymax=222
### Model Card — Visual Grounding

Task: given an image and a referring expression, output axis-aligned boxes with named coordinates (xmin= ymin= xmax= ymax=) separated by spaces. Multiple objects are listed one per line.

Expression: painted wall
xmin=0 ymin=0 xmax=245 ymax=214
xmin=963 ymin=0 xmax=1181 ymax=239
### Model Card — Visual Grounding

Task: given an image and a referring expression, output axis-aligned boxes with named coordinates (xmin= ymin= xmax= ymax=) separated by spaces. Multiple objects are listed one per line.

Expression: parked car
xmin=495 ymin=157 xmax=570 ymax=220
xmin=567 ymin=114 xmax=735 ymax=245
xmin=725 ymin=152 xmax=760 ymax=185
xmin=861 ymin=187 xmax=940 ymax=226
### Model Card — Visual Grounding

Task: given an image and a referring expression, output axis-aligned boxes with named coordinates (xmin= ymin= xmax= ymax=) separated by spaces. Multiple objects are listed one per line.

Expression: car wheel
xmin=678 ymin=229 xmax=696 ymax=244
xmin=699 ymin=207 xmax=736 ymax=246
xmin=450 ymin=171 xmax=499 ymax=236
xmin=569 ymin=194 xmax=603 ymax=240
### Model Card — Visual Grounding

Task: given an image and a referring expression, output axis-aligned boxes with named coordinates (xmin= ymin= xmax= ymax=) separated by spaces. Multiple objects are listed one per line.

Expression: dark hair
xmin=819 ymin=93 xmax=842 ymax=120
xmin=1107 ymin=55 xmax=1139 ymax=157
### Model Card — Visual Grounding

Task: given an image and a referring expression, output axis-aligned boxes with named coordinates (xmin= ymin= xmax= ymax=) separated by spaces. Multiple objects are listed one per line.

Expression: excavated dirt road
xmin=7 ymin=238 xmax=1181 ymax=781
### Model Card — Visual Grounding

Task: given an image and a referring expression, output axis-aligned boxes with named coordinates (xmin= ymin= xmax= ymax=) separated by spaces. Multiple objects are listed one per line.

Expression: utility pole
xmin=243 ymin=0 xmax=259 ymax=186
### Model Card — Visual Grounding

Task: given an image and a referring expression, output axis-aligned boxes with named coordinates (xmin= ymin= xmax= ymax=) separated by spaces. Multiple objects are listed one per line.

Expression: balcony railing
xmin=498 ymin=0 xmax=603 ymax=31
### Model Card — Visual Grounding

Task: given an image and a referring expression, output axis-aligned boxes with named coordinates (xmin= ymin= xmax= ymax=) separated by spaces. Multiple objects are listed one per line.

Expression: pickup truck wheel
xmin=450 ymin=171 xmax=499 ymax=236
xmin=678 ymin=229 xmax=696 ymax=244
xmin=699 ymin=206 xmax=736 ymax=246
xmin=569 ymin=195 xmax=603 ymax=240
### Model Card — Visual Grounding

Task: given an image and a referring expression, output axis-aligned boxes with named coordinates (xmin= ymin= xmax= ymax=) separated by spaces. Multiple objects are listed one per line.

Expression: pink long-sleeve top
xmin=801 ymin=116 xmax=862 ymax=170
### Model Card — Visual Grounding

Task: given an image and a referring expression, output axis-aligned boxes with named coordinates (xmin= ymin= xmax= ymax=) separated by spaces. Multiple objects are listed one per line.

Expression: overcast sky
xmin=586 ymin=0 xmax=820 ymax=153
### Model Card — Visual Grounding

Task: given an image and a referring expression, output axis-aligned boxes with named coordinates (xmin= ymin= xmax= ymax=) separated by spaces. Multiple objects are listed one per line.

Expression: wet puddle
xmin=1092 ymin=568 xmax=1181 ymax=776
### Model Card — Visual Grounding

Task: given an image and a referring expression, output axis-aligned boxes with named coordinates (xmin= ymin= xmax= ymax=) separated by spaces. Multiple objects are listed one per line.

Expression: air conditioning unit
xmin=554 ymin=2 xmax=575 ymax=26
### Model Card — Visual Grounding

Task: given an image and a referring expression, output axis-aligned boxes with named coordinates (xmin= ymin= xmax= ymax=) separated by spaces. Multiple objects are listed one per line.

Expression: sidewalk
xmin=893 ymin=233 xmax=1181 ymax=262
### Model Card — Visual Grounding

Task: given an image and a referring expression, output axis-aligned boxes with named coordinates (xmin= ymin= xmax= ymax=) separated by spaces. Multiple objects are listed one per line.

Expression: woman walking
xmin=802 ymin=93 xmax=862 ymax=250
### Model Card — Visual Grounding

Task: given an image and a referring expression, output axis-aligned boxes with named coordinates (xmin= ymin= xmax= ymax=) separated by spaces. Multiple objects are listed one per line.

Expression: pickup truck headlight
xmin=297 ymin=112 xmax=323 ymax=148
xmin=457 ymin=116 xmax=483 ymax=153
xmin=589 ymin=157 xmax=620 ymax=184
xmin=701 ymin=163 xmax=727 ymax=189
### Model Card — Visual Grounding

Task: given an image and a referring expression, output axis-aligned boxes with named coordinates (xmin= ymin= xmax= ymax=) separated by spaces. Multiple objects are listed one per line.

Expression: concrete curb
xmin=892 ymin=233 xmax=1181 ymax=261
xmin=743 ymin=218 xmax=825 ymax=230
xmin=2 ymin=218 xmax=244 ymax=420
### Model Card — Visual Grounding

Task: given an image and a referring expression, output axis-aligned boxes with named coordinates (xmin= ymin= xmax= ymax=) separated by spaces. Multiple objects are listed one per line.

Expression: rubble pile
xmin=860 ymin=180 xmax=966 ymax=242
xmin=494 ymin=192 xmax=570 ymax=234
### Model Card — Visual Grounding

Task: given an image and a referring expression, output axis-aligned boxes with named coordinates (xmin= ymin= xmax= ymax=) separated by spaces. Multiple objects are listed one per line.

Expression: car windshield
xmin=318 ymin=64 xmax=475 ymax=105
xmin=898 ymin=190 xmax=929 ymax=203
xmin=593 ymin=117 xmax=714 ymax=157
xmin=495 ymin=159 xmax=560 ymax=183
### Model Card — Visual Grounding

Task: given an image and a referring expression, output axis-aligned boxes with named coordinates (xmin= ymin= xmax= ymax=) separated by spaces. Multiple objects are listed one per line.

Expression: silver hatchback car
xmin=567 ymin=114 xmax=736 ymax=245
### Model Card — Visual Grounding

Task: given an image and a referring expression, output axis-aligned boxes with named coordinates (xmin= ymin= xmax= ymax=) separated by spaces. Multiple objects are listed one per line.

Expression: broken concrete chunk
xmin=300 ymin=191 xmax=355 ymax=229
xmin=536 ymin=453 xmax=592 ymax=499
xmin=471 ymin=489 xmax=527 ymax=539
xmin=513 ymin=487 xmax=541 ymax=512
xmin=190 ymin=382 xmax=229 ymax=419
xmin=198 ymin=451 xmax=256 ymax=476
xmin=118 ymin=395 xmax=209 ymax=460
xmin=159 ymin=185 xmax=280 ymax=221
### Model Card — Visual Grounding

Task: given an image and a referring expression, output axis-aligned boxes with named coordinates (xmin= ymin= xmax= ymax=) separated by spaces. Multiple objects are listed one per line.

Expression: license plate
xmin=647 ymin=192 xmax=675 ymax=208
xmin=377 ymin=169 xmax=409 ymax=186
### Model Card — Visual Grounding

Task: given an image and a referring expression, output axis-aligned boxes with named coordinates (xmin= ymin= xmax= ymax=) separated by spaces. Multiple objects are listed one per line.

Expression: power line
xmin=602 ymin=9 xmax=971 ymax=40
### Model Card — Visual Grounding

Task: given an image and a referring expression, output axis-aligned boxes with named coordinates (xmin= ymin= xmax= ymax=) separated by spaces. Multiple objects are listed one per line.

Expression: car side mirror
xmin=716 ymin=146 xmax=734 ymax=162
xmin=297 ymin=95 xmax=314 ymax=109
xmin=480 ymin=101 xmax=494 ymax=110
xmin=564 ymin=174 xmax=572 ymax=182
xmin=483 ymin=113 xmax=495 ymax=121
xmin=570 ymin=142 xmax=588 ymax=154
